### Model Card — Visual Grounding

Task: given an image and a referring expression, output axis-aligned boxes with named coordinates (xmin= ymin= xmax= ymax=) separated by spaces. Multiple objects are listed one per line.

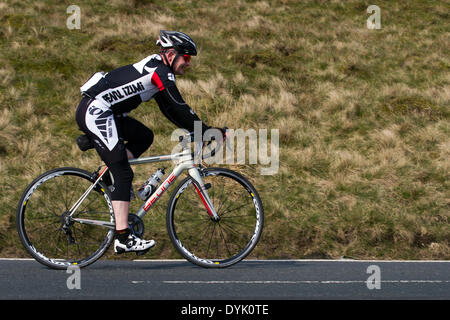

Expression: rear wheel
xmin=16 ymin=167 xmax=115 ymax=269
xmin=167 ymin=168 xmax=264 ymax=268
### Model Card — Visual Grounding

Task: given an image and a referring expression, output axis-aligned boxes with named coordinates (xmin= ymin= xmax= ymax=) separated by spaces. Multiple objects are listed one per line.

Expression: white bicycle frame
xmin=69 ymin=138 xmax=219 ymax=229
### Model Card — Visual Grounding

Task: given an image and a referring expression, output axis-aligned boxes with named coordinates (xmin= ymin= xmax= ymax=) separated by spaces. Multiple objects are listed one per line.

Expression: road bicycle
xmin=16 ymin=132 xmax=264 ymax=269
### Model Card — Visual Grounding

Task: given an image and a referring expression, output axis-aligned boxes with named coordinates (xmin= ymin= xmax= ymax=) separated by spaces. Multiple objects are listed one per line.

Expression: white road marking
xmin=130 ymin=280 xmax=450 ymax=284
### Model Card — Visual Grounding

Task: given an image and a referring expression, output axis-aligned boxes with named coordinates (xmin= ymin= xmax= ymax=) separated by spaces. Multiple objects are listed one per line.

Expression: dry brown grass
xmin=0 ymin=0 xmax=448 ymax=260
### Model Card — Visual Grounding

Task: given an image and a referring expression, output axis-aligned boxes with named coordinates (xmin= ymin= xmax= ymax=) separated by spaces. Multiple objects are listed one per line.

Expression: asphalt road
xmin=0 ymin=259 xmax=448 ymax=301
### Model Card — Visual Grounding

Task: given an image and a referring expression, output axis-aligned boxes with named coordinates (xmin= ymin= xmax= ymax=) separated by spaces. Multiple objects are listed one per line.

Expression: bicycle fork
xmin=188 ymin=168 xmax=219 ymax=221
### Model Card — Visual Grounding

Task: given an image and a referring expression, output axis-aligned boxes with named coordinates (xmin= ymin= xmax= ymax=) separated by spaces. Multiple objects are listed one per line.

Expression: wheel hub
xmin=60 ymin=211 xmax=75 ymax=244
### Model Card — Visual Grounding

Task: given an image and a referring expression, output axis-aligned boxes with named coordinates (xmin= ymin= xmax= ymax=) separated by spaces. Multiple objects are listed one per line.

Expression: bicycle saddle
xmin=76 ymin=134 xmax=94 ymax=151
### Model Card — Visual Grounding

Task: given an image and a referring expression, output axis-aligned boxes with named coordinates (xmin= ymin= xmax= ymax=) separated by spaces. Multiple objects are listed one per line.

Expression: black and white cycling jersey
xmin=79 ymin=53 xmax=209 ymax=134
xmin=80 ymin=54 xmax=175 ymax=115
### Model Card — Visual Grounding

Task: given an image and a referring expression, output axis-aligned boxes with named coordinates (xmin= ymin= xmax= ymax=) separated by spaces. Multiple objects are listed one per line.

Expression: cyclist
xmin=75 ymin=30 xmax=225 ymax=254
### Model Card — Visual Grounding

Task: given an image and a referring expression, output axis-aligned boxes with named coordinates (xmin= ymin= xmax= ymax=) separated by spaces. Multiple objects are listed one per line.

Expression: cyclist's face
xmin=172 ymin=54 xmax=191 ymax=75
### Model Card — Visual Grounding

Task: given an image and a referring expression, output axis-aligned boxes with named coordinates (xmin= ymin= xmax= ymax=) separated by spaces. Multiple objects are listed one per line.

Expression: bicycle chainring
xmin=127 ymin=213 xmax=145 ymax=238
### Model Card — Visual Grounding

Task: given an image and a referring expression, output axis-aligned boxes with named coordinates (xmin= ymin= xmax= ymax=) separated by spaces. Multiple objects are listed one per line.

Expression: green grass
xmin=0 ymin=0 xmax=448 ymax=260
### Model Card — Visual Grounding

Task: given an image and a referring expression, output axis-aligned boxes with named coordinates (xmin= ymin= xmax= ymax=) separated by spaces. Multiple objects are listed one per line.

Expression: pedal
xmin=204 ymin=183 xmax=211 ymax=190
xmin=115 ymin=247 xmax=126 ymax=255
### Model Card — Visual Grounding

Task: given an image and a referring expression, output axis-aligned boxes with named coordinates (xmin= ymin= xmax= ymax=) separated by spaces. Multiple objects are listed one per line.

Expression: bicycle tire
xmin=166 ymin=168 xmax=264 ymax=268
xmin=16 ymin=167 xmax=115 ymax=269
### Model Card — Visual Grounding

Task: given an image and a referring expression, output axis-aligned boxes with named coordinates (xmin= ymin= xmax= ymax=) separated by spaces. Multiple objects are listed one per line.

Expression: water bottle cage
xmin=137 ymin=168 xmax=165 ymax=201
xmin=137 ymin=183 xmax=153 ymax=201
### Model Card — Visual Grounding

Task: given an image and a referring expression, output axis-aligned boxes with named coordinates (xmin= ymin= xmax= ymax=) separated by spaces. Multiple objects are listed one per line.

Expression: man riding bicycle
xmin=75 ymin=30 xmax=225 ymax=254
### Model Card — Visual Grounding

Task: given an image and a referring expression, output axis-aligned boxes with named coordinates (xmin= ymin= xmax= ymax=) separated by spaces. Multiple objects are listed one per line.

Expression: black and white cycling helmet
xmin=156 ymin=30 xmax=197 ymax=56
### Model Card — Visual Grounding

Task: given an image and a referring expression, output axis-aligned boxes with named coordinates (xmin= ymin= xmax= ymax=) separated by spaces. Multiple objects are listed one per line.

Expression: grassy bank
xmin=0 ymin=0 xmax=448 ymax=260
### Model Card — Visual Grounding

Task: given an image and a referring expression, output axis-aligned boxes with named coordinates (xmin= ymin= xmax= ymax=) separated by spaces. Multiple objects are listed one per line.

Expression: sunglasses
xmin=183 ymin=55 xmax=191 ymax=63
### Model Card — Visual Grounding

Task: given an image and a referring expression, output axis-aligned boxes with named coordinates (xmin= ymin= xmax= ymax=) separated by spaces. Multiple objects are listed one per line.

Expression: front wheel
xmin=167 ymin=168 xmax=264 ymax=268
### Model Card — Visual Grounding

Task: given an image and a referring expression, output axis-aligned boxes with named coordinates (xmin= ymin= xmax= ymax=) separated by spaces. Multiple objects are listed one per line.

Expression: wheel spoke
xmin=206 ymin=223 xmax=216 ymax=257
xmin=217 ymin=222 xmax=232 ymax=257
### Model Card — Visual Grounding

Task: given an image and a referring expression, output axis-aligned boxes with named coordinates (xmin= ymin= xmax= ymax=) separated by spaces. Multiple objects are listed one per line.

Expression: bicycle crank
xmin=128 ymin=213 xmax=145 ymax=238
